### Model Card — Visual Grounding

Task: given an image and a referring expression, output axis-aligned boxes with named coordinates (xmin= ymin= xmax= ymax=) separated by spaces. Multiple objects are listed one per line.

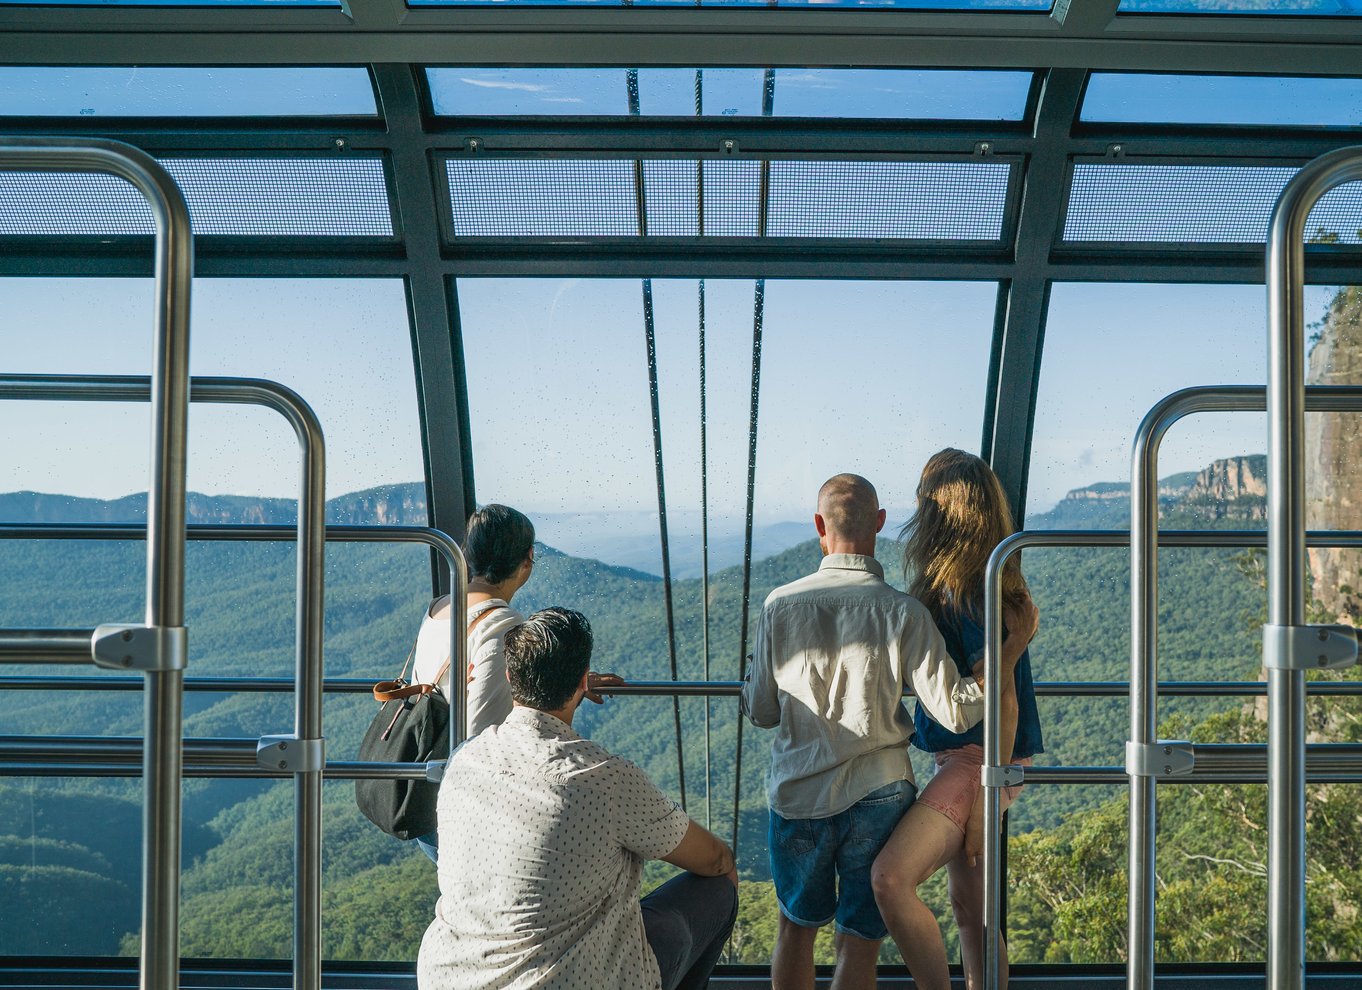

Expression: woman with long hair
xmin=871 ymin=449 xmax=1041 ymax=990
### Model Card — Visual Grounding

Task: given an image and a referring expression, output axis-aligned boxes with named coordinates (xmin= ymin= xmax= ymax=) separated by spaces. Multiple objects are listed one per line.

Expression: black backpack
xmin=355 ymin=603 xmax=505 ymax=840
xmin=354 ymin=648 xmax=451 ymax=841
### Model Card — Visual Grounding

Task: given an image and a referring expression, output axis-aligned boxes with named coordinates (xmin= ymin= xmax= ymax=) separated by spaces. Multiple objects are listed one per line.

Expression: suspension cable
xmin=696 ymin=67 xmax=714 ymax=832
xmin=731 ymin=68 xmax=777 ymax=856
xmin=628 ymin=68 xmax=687 ymax=812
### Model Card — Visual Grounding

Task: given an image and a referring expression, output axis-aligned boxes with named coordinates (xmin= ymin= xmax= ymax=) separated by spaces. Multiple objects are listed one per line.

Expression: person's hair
xmin=817 ymin=473 xmax=881 ymax=544
xmin=902 ymin=448 xmax=1028 ymax=622
xmin=465 ymin=504 xmax=535 ymax=584
xmin=503 ymin=607 xmax=593 ymax=712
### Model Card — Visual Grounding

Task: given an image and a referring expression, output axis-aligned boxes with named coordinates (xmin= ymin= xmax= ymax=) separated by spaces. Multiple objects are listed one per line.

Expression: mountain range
xmin=0 ymin=453 xmax=1272 ymax=960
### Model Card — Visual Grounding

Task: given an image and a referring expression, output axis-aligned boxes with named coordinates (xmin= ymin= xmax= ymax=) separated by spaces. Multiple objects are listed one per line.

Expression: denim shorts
xmin=768 ymin=778 xmax=917 ymax=941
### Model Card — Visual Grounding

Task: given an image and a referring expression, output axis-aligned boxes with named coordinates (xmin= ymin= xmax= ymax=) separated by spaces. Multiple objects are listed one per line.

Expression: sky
xmin=1 ymin=66 xmax=1360 ymax=537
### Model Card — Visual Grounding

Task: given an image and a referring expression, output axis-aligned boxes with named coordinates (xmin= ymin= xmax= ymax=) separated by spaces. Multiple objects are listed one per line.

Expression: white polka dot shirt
xmin=417 ymin=706 xmax=692 ymax=990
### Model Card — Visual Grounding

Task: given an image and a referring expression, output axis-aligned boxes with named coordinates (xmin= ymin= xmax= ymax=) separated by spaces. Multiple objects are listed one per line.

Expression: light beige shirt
xmin=741 ymin=554 xmax=985 ymax=819
xmin=411 ymin=597 xmax=526 ymax=737
xmin=417 ymin=707 xmax=691 ymax=990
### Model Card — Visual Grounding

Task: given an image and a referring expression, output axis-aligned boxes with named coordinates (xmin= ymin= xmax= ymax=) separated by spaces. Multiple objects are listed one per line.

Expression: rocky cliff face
xmin=1306 ymin=286 xmax=1362 ymax=621
xmin=1178 ymin=455 xmax=1268 ymax=522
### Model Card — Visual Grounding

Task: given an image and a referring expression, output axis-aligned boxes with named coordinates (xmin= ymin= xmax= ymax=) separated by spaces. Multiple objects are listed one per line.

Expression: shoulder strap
xmin=429 ymin=603 xmax=511 ymax=689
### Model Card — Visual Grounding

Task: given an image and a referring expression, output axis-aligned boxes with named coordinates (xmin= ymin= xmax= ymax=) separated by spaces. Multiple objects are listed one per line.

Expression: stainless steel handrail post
xmin=982 ymin=529 xmax=1128 ymax=990
xmin=0 ymin=138 xmax=192 ymax=990
xmin=0 ymin=374 xmax=328 ymax=990
xmin=1126 ymin=383 xmax=1362 ymax=990
xmin=214 ymin=381 xmax=327 ymax=990
xmin=1265 ymin=145 xmax=1362 ymax=990
xmin=1128 ymin=385 xmax=1271 ymax=990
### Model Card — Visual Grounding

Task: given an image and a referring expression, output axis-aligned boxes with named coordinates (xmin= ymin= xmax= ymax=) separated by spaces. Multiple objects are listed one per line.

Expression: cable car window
xmin=0 ymin=67 xmax=376 ymax=117
xmin=427 ymin=67 xmax=1034 ymax=120
xmin=412 ymin=0 xmax=1050 ymax=9
xmin=456 ymin=275 xmax=995 ymax=964
xmin=1082 ymin=73 xmax=1362 ymax=128
xmin=1023 ymin=281 xmax=1362 ymax=962
xmin=1119 ymin=0 xmax=1361 ymax=14
xmin=0 ymin=275 xmax=430 ymax=956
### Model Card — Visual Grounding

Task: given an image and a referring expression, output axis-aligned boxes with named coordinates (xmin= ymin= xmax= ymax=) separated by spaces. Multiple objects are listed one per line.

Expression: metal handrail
xmin=1128 ymin=383 xmax=1362 ymax=990
xmin=978 ymin=511 xmax=1362 ymax=990
xmin=1266 ymin=145 xmax=1362 ymax=990
xmin=9 ymin=674 xmax=1362 ymax=698
xmin=9 ymin=737 xmax=1362 ymax=785
xmin=0 ymin=374 xmax=330 ymax=990
xmin=0 ymin=389 xmax=471 ymax=990
xmin=0 ymin=137 xmax=192 ymax=990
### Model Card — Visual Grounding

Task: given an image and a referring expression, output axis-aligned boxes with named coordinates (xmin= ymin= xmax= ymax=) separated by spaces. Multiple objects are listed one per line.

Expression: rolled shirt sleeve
xmin=905 ymin=617 xmax=984 ymax=734
xmin=611 ymin=759 xmax=693 ymax=861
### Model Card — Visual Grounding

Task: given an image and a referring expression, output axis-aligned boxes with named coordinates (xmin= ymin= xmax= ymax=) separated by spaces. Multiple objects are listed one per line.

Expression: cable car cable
xmin=628 ymin=67 xmax=687 ymax=812
xmin=731 ymin=67 xmax=778 ymax=858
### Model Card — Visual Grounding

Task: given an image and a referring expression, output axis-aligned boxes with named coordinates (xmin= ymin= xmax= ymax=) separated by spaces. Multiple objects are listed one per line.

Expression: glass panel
xmin=456 ymin=276 xmax=996 ymax=963
xmin=1063 ymin=164 xmax=1362 ymax=244
xmin=428 ymin=67 xmax=1033 ymax=120
xmin=446 ymin=158 xmax=1012 ymax=240
xmin=0 ymin=276 xmax=434 ymax=957
xmin=0 ymin=67 xmax=375 ymax=117
xmin=0 ymin=0 xmax=339 ymax=6
xmin=0 ymin=158 xmax=394 ymax=237
xmin=1023 ymin=283 xmax=1362 ymax=963
xmin=1082 ymin=73 xmax=1362 ymax=128
xmin=414 ymin=0 xmax=1049 ymax=8
xmin=1119 ymin=0 xmax=1362 ymax=14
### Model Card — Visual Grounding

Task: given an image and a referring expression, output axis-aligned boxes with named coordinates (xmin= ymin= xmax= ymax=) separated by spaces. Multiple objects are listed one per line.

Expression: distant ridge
xmin=1029 ymin=455 xmax=1267 ymax=530
xmin=0 ymin=482 xmax=429 ymax=527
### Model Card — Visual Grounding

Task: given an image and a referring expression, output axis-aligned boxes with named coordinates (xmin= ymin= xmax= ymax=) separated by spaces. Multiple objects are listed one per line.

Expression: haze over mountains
xmin=0 ymin=450 xmax=1271 ymax=578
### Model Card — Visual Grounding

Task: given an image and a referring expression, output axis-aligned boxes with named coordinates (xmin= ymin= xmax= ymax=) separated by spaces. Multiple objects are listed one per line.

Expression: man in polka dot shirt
xmin=418 ymin=607 xmax=738 ymax=990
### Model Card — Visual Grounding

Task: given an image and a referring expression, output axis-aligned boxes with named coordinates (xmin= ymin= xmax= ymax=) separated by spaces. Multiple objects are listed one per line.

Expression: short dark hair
xmin=465 ymin=504 xmax=535 ymax=584
xmin=503 ymin=608 xmax=593 ymax=712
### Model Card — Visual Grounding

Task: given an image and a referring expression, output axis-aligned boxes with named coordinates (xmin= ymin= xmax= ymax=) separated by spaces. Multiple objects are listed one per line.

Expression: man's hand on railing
xmin=585 ymin=671 xmax=625 ymax=704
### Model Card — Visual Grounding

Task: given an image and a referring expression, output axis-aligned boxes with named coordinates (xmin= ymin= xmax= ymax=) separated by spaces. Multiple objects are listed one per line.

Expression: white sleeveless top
xmin=412 ymin=597 xmax=526 ymax=738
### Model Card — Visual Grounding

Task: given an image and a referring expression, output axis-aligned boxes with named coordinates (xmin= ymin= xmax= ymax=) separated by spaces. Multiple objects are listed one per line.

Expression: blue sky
xmin=1 ymin=66 xmax=1359 ymax=528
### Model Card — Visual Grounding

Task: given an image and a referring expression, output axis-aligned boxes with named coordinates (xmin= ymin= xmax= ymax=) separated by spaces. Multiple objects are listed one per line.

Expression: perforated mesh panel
xmin=767 ymin=161 xmax=1010 ymax=238
xmin=448 ymin=159 xmax=639 ymax=236
xmin=1065 ymin=164 xmax=1362 ymax=244
xmin=0 ymin=158 xmax=394 ymax=237
xmin=642 ymin=161 xmax=762 ymax=236
xmin=446 ymin=158 xmax=1011 ymax=240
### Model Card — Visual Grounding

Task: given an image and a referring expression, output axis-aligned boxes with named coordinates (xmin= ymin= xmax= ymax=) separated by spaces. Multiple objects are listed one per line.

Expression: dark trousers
xmin=641 ymin=872 xmax=739 ymax=990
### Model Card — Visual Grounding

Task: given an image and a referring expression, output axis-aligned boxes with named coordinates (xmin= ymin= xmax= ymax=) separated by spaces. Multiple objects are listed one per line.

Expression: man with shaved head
xmin=742 ymin=474 xmax=989 ymax=990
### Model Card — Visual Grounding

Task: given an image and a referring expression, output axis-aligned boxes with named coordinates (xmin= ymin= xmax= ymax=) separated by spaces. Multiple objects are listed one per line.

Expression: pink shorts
xmin=917 ymin=743 xmax=1030 ymax=834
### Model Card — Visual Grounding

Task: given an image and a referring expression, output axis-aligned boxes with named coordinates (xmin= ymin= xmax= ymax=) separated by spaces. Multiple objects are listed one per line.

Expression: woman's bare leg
xmin=947 ymin=850 xmax=1008 ymax=990
xmin=871 ymin=803 xmax=963 ymax=990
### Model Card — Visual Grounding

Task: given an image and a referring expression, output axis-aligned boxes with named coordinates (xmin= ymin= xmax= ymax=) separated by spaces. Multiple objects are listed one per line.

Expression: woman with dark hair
xmin=413 ymin=503 xmax=539 ymax=736
xmin=410 ymin=504 xmax=622 ymax=861
xmin=871 ymin=449 xmax=1041 ymax=990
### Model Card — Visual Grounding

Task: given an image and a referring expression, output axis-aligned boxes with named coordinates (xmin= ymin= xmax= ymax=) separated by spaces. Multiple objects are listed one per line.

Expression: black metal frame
xmin=3 ymin=13 xmax=1362 ymax=978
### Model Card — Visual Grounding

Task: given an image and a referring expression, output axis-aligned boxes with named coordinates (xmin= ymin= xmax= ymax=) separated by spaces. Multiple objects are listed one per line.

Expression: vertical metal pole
xmin=291 ymin=399 xmax=326 ymax=990
xmin=1265 ymin=147 xmax=1362 ymax=990
xmin=1128 ymin=407 xmax=1163 ymax=990
xmin=982 ymin=548 xmax=1005 ymax=990
xmin=1263 ymin=148 xmax=1362 ymax=990
xmin=0 ymin=142 xmax=208 ymax=990
xmin=141 ymin=161 xmax=193 ymax=990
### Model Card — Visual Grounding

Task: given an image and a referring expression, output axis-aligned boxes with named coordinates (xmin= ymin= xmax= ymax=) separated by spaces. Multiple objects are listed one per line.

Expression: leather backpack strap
xmin=373 ymin=680 xmax=436 ymax=703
